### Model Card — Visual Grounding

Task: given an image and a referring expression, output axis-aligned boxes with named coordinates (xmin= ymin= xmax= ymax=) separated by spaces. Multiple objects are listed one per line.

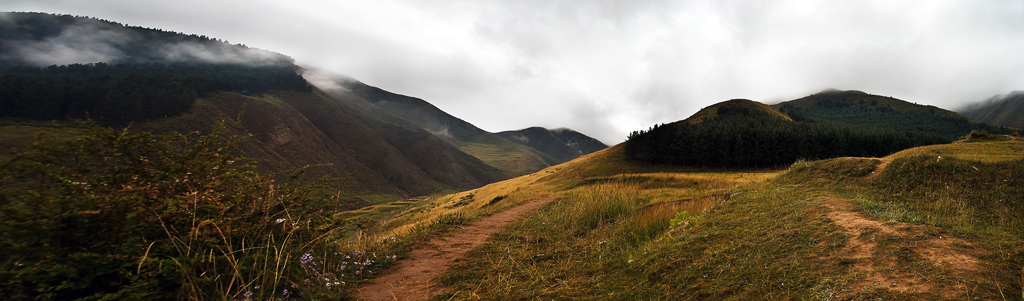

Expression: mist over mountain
xmin=959 ymin=91 xmax=1024 ymax=130
xmin=0 ymin=12 xmax=293 ymax=69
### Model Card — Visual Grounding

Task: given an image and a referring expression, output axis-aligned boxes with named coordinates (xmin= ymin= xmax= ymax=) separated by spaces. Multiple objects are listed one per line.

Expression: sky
xmin=5 ymin=0 xmax=1024 ymax=144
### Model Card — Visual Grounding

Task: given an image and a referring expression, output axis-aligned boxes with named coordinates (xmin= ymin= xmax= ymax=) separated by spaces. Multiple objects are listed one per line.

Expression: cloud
xmin=12 ymin=17 xmax=131 ymax=66
xmin=157 ymin=41 xmax=292 ymax=66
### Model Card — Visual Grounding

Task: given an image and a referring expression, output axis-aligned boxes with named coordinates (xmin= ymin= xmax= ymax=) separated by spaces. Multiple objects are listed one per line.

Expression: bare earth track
xmin=356 ymin=196 xmax=558 ymax=300
xmin=863 ymin=157 xmax=892 ymax=180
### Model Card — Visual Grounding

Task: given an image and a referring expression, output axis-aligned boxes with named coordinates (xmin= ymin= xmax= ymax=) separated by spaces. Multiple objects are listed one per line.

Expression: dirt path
xmin=356 ymin=196 xmax=558 ymax=300
xmin=863 ymin=158 xmax=893 ymax=180
xmin=821 ymin=198 xmax=980 ymax=296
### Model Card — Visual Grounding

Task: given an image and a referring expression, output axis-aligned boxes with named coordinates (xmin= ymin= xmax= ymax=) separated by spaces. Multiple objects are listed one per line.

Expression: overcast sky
xmin=5 ymin=0 xmax=1024 ymax=143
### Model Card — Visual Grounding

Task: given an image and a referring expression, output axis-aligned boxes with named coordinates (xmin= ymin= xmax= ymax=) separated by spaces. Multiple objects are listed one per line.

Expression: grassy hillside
xmin=960 ymin=91 xmax=1024 ymax=129
xmin=341 ymin=80 xmax=561 ymax=175
xmin=684 ymin=98 xmax=793 ymax=124
xmin=327 ymin=136 xmax=1023 ymax=299
xmin=139 ymin=90 xmax=504 ymax=199
xmin=497 ymin=127 xmax=584 ymax=163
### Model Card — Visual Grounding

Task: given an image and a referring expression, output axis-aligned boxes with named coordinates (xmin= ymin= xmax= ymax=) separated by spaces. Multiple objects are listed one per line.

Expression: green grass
xmin=358 ymin=194 xmax=403 ymax=205
xmin=889 ymin=139 xmax=1024 ymax=163
xmin=458 ymin=142 xmax=550 ymax=176
xmin=0 ymin=124 xmax=84 ymax=156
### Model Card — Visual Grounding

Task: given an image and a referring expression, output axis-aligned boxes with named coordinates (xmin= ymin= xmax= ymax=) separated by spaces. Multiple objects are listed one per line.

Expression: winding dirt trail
xmin=356 ymin=196 xmax=558 ymax=301
xmin=864 ymin=158 xmax=893 ymax=180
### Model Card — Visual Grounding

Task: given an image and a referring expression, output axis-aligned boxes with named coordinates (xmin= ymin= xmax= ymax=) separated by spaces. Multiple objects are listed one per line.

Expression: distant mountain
xmin=496 ymin=127 xmax=606 ymax=163
xmin=959 ymin=91 xmax=1024 ymax=130
xmin=549 ymin=128 xmax=608 ymax=155
xmin=337 ymin=79 xmax=563 ymax=176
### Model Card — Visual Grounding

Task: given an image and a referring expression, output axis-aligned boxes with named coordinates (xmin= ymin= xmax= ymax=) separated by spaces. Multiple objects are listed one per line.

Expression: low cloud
xmin=158 ymin=41 xmax=291 ymax=66
xmin=2 ymin=12 xmax=292 ymax=67
xmin=13 ymin=18 xmax=130 ymax=66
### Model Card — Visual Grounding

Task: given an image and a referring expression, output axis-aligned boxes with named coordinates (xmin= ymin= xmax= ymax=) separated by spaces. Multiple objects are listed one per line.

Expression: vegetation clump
xmin=0 ymin=123 xmax=389 ymax=300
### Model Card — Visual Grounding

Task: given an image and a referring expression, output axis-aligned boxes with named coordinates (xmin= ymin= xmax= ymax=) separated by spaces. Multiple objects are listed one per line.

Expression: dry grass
xmin=887 ymin=139 xmax=1023 ymax=163
xmin=340 ymin=138 xmax=1024 ymax=300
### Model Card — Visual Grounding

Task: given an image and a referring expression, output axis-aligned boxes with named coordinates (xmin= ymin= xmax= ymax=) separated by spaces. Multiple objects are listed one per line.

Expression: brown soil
xmin=822 ymin=198 xmax=981 ymax=296
xmin=863 ymin=158 xmax=892 ymax=180
xmin=355 ymin=196 xmax=558 ymax=300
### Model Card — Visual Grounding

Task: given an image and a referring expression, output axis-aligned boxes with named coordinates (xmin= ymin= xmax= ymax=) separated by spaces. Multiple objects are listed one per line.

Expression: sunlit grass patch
xmin=887 ymin=139 xmax=1024 ymax=163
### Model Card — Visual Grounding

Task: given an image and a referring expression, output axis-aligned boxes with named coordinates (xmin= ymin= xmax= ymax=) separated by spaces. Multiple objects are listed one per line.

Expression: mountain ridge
xmin=496 ymin=126 xmax=608 ymax=163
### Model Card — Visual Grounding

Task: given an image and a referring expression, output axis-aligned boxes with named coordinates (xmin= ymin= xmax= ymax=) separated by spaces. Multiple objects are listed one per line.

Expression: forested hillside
xmin=626 ymin=94 xmax=1008 ymax=168
xmin=0 ymin=63 xmax=308 ymax=124
xmin=774 ymin=89 xmax=1004 ymax=140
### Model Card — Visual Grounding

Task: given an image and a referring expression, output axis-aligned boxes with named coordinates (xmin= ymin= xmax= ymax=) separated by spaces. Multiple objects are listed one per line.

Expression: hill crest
xmin=683 ymin=98 xmax=793 ymax=124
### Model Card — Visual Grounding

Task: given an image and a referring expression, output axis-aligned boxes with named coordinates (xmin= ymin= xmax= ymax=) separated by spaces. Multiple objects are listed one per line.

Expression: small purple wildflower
xmin=300 ymin=253 xmax=316 ymax=265
xmin=282 ymin=289 xmax=289 ymax=295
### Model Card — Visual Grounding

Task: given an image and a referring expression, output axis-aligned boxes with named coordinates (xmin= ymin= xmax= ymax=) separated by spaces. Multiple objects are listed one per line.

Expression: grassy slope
xmin=342 ymin=80 xmax=560 ymax=176
xmin=496 ymin=127 xmax=583 ymax=163
xmin=140 ymin=90 xmax=506 ymax=200
xmin=0 ymin=124 xmax=83 ymax=156
xmin=345 ymin=138 xmax=1024 ymax=300
xmin=683 ymin=98 xmax=794 ymax=124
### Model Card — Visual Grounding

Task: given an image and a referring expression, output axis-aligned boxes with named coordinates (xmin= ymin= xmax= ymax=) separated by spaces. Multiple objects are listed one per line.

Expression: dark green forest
xmin=625 ymin=106 xmax=972 ymax=168
xmin=776 ymin=90 xmax=1012 ymax=138
xmin=0 ymin=63 xmax=310 ymax=124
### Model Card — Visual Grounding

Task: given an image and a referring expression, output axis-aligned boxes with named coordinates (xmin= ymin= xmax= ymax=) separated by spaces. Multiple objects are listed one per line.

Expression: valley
xmin=1 ymin=11 xmax=1023 ymax=301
